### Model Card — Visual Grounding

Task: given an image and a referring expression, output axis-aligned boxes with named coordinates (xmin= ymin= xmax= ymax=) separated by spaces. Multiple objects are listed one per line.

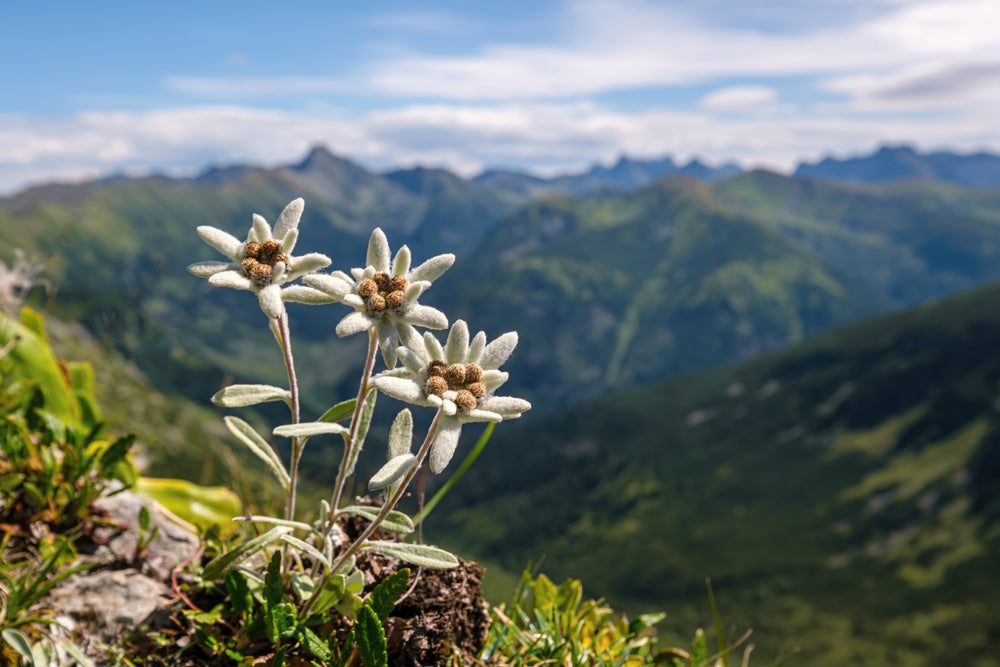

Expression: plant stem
xmin=275 ymin=313 xmax=302 ymax=523
xmin=273 ymin=313 xmax=303 ymax=575
xmin=303 ymin=408 xmax=443 ymax=616
xmin=328 ymin=329 xmax=379 ymax=516
xmin=329 ymin=409 xmax=443 ymax=575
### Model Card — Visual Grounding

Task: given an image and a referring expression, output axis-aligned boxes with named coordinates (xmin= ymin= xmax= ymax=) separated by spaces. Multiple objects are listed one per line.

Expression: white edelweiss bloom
xmin=373 ymin=319 xmax=531 ymax=474
xmin=186 ymin=198 xmax=334 ymax=319
xmin=304 ymin=227 xmax=454 ymax=368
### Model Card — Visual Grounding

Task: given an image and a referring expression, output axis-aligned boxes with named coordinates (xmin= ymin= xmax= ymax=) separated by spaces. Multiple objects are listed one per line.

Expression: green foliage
xmin=436 ymin=281 xmax=1000 ymax=665
xmin=0 ymin=311 xmax=137 ymax=530
xmin=481 ymin=568 xmax=670 ymax=666
xmin=0 ymin=309 xmax=139 ymax=665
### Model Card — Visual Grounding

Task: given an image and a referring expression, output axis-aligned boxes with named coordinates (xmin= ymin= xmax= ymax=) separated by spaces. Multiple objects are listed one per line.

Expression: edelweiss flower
xmin=304 ymin=228 xmax=453 ymax=368
xmin=187 ymin=198 xmax=334 ymax=319
xmin=373 ymin=320 xmax=531 ymax=473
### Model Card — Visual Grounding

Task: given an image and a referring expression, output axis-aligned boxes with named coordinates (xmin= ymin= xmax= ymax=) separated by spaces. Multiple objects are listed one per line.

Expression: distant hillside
xmin=441 ymin=172 xmax=1000 ymax=410
xmin=795 ymin=145 xmax=1000 ymax=188
xmin=475 ymin=155 xmax=741 ymax=197
xmin=4 ymin=153 xmax=1000 ymax=421
xmin=431 ymin=282 xmax=1000 ymax=666
xmin=0 ymin=146 xmax=520 ymax=412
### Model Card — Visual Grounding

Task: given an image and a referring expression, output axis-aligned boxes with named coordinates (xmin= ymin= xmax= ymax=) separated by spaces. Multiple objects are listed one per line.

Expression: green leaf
xmin=135 ymin=477 xmax=242 ymax=534
xmin=297 ymin=624 xmax=332 ymax=662
xmin=367 ymin=568 xmax=410 ymax=623
xmin=368 ymin=454 xmax=417 ymax=491
xmin=273 ymin=422 xmax=349 ymax=438
xmin=271 ymin=602 xmax=298 ymax=639
xmin=223 ymin=416 xmax=290 ymax=489
xmin=225 ymin=571 xmax=253 ymax=617
xmin=212 ymin=384 xmax=291 ymax=408
xmin=355 ymin=604 xmax=388 ymax=667
xmin=387 ymin=408 xmax=413 ymax=457
xmin=362 ymin=541 xmax=459 ymax=568
xmin=98 ymin=433 xmax=135 ymax=472
xmin=2 ymin=628 xmax=33 ymax=660
xmin=333 ymin=630 xmax=355 ymax=667
xmin=309 ymin=574 xmax=346 ymax=616
xmin=279 ymin=534 xmax=331 ymax=571
xmin=264 ymin=551 xmax=284 ymax=610
xmin=138 ymin=505 xmax=151 ymax=532
xmin=340 ymin=505 xmax=414 ymax=534
xmin=691 ymin=627 xmax=708 ymax=664
xmin=319 ymin=398 xmax=356 ymax=423
xmin=234 ymin=515 xmax=316 ymax=533
xmin=202 ymin=526 xmax=291 ymax=581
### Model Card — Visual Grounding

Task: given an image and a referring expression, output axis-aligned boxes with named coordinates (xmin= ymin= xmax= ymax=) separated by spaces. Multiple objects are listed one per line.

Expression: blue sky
xmin=1 ymin=0 xmax=997 ymax=194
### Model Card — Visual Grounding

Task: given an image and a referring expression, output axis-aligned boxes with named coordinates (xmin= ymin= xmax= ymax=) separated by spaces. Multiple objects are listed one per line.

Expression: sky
xmin=0 ymin=0 xmax=997 ymax=194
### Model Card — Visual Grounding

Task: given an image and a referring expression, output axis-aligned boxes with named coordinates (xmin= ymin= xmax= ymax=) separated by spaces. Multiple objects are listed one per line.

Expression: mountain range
xmin=2 ymin=142 xmax=1000 ymax=664
xmin=796 ymin=145 xmax=1000 ymax=189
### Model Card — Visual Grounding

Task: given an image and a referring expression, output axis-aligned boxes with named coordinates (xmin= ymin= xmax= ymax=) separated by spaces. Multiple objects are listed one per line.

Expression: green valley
xmin=430 ymin=283 xmax=1000 ymax=665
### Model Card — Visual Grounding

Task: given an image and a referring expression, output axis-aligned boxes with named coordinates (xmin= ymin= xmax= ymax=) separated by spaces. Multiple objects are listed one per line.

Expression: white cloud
xmin=822 ymin=61 xmax=1000 ymax=110
xmin=699 ymin=86 xmax=779 ymax=112
xmin=2 ymin=100 xmax=997 ymax=195
xmin=365 ymin=0 xmax=1000 ymax=102
xmin=165 ymin=76 xmax=352 ymax=98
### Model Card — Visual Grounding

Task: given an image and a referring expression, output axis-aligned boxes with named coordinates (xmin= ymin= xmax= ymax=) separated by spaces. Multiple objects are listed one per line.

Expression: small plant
xmin=177 ymin=198 xmax=531 ymax=663
xmin=1 ymin=308 xmax=136 ymax=666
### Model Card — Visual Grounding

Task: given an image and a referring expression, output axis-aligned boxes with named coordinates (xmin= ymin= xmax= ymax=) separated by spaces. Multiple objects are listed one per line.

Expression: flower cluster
xmin=375 ymin=320 xmax=530 ymax=473
xmin=191 ymin=198 xmax=530 ymax=474
xmin=187 ymin=198 xmax=334 ymax=319
xmin=305 ymin=228 xmax=453 ymax=368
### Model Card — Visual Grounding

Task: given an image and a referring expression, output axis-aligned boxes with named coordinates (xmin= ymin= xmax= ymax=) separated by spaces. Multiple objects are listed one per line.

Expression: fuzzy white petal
xmin=367 ymin=228 xmax=391 ymax=273
xmin=429 ymin=418 xmax=462 ymax=474
xmin=377 ymin=319 xmax=399 ymax=369
xmin=187 ymin=261 xmax=233 ymax=278
xmin=464 ymin=408 xmax=504 ymax=422
xmin=480 ymin=332 xmax=518 ymax=370
xmin=258 ymin=284 xmax=284 ymax=319
xmin=393 ymin=245 xmax=411 ymax=276
xmin=409 ymin=253 xmax=455 ymax=284
xmin=468 ymin=331 xmax=487 ymax=365
xmin=286 ymin=253 xmax=331 ymax=280
xmin=271 ymin=261 xmax=287 ymax=283
xmin=304 ymin=272 xmax=354 ymax=299
xmin=373 ymin=376 xmax=430 ymax=405
xmin=423 ymin=331 xmax=445 ymax=361
xmin=273 ymin=198 xmax=304 ymax=240
xmin=252 ymin=214 xmax=272 ymax=243
xmin=441 ymin=399 xmax=458 ymax=417
xmin=208 ymin=270 xmax=254 ymax=290
xmin=405 ymin=304 xmax=448 ymax=330
xmin=197 ymin=226 xmax=243 ymax=259
xmin=336 ymin=311 xmax=376 ymax=337
xmin=397 ymin=323 xmax=422 ymax=350
xmin=445 ymin=320 xmax=470 ymax=365
xmin=343 ymin=294 xmax=366 ymax=308
xmin=351 ymin=267 xmax=367 ymax=281
xmin=481 ymin=370 xmax=509 ymax=392
xmin=281 ymin=285 xmax=336 ymax=305
xmin=405 ymin=280 xmax=430 ymax=301
xmin=281 ymin=228 xmax=299 ymax=254
xmin=479 ymin=396 xmax=531 ymax=418
xmin=398 ymin=347 xmax=426 ymax=374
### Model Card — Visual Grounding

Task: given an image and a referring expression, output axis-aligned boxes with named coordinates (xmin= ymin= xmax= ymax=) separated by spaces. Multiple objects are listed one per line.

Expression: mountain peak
xmin=795 ymin=144 xmax=1000 ymax=188
xmin=296 ymin=145 xmax=342 ymax=170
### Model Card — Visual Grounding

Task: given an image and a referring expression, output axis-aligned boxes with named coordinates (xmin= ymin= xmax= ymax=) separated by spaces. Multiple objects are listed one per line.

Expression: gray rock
xmin=91 ymin=489 xmax=200 ymax=579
